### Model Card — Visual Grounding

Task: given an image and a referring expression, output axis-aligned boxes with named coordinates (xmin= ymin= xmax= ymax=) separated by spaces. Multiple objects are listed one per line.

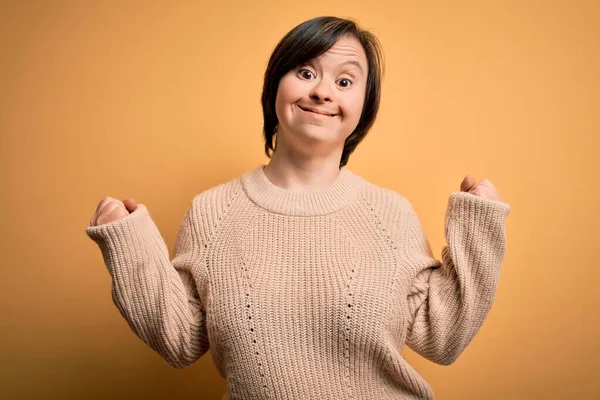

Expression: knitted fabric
xmin=86 ymin=164 xmax=511 ymax=399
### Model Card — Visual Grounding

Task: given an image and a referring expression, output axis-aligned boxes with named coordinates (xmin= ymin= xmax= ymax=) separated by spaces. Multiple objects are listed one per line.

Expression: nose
xmin=309 ymin=79 xmax=333 ymax=103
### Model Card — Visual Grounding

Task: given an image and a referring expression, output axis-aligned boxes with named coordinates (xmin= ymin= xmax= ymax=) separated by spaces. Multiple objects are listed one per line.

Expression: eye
xmin=337 ymin=78 xmax=352 ymax=88
xmin=298 ymin=68 xmax=315 ymax=79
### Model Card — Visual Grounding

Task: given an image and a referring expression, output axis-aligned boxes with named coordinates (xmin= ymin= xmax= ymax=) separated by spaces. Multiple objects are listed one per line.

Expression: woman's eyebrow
xmin=339 ymin=59 xmax=365 ymax=75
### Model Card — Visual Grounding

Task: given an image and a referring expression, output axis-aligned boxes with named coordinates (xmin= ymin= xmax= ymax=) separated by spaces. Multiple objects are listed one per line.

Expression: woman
xmin=87 ymin=16 xmax=511 ymax=399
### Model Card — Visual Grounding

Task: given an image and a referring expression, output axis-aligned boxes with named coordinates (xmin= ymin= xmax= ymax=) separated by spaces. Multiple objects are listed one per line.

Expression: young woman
xmin=87 ymin=16 xmax=510 ymax=400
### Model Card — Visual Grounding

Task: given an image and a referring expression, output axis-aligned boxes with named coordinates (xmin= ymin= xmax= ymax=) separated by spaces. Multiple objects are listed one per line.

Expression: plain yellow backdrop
xmin=1 ymin=1 xmax=598 ymax=399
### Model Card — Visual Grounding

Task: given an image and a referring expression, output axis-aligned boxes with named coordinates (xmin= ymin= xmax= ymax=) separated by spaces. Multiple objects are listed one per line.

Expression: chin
xmin=296 ymin=126 xmax=335 ymax=138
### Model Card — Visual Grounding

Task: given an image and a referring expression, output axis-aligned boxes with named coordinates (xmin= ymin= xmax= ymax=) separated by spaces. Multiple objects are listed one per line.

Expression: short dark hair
xmin=261 ymin=16 xmax=384 ymax=168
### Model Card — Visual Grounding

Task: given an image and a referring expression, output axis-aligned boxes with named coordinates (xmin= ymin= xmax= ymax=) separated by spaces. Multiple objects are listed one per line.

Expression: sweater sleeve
xmin=403 ymin=191 xmax=511 ymax=365
xmin=85 ymin=202 xmax=210 ymax=368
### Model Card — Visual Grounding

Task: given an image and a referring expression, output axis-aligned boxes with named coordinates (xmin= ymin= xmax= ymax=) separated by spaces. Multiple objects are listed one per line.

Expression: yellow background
xmin=1 ymin=1 xmax=598 ymax=399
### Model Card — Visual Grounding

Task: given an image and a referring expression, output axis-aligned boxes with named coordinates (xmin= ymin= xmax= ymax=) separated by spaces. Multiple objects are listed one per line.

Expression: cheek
xmin=274 ymin=88 xmax=287 ymax=121
xmin=274 ymin=89 xmax=283 ymax=117
xmin=274 ymin=78 xmax=295 ymax=117
xmin=341 ymin=92 xmax=366 ymax=123
xmin=276 ymin=76 xmax=298 ymax=101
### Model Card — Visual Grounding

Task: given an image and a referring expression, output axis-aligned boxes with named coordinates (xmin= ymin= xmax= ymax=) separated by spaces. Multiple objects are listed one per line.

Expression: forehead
xmin=312 ymin=35 xmax=368 ymax=72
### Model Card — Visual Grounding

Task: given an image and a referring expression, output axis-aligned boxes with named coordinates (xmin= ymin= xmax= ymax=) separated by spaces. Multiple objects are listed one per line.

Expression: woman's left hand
xmin=460 ymin=175 xmax=504 ymax=202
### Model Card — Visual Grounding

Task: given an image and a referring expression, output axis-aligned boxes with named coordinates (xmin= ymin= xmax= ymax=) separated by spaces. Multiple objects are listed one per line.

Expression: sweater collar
xmin=241 ymin=164 xmax=367 ymax=216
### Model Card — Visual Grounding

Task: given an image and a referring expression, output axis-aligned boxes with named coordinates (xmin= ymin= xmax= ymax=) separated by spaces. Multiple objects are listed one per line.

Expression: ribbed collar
xmin=241 ymin=164 xmax=367 ymax=216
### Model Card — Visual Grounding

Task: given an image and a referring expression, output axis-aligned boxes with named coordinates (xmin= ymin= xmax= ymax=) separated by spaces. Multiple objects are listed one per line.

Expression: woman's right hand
xmin=89 ymin=197 xmax=139 ymax=227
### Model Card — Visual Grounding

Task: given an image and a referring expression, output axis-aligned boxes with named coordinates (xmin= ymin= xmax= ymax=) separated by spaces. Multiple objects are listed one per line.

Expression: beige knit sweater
xmin=86 ymin=164 xmax=511 ymax=399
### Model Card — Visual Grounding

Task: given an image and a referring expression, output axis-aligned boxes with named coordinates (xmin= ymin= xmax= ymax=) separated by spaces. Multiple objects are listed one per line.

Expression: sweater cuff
xmin=85 ymin=204 xmax=157 ymax=268
xmin=446 ymin=192 xmax=511 ymax=227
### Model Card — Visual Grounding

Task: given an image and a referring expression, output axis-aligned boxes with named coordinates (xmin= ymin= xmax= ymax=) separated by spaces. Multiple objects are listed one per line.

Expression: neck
xmin=264 ymin=142 xmax=343 ymax=192
xmin=241 ymin=163 xmax=366 ymax=216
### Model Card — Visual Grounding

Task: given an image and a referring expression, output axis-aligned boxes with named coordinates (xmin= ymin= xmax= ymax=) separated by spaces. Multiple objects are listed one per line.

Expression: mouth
xmin=298 ymin=105 xmax=338 ymax=117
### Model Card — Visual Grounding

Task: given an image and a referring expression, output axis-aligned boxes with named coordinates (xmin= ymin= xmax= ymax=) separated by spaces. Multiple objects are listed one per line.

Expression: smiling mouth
xmin=298 ymin=105 xmax=337 ymax=117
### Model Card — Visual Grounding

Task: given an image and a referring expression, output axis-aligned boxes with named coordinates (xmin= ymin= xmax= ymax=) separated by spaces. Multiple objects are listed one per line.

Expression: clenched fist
xmin=89 ymin=197 xmax=139 ymax=227
xmin=460 ymin=175 xmax=504 ymax=202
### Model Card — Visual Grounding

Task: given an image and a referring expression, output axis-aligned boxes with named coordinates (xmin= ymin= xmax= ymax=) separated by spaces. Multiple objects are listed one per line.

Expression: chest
xmin=202 ymin=212 xmax=411 ymax=361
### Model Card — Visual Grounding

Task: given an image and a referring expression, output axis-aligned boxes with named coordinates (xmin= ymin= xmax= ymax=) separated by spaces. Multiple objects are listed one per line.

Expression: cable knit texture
xmin=86 ymin=164 xmax=511 ymax=399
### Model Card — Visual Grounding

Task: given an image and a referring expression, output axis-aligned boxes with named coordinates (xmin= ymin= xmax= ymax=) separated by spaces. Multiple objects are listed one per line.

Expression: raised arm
xmin=86 ymin=202 xmax=210 ymax=368
xmin=404 ymin=192 xmax=511 ymax=365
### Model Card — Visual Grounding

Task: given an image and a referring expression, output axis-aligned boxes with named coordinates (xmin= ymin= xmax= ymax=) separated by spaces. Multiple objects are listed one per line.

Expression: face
xmin=274 ymin=35 xmax=369 ymax=155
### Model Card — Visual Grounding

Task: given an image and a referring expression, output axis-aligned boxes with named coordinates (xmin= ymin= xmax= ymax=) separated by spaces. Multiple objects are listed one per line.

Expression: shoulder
xmin=348 ymin=175 xmax=419 ymax=237
xmin=355 ymin=179 xmax=431 ymax=259
xmin=180 ymin=173 xmax=244 ymax=246
xmin=359 ymin=179 xmax=415 ymax=215
xmin=191 ymin=174 xmax=243 ymax=214
xmin=190 ymin=172 xmax=245 ymax=225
